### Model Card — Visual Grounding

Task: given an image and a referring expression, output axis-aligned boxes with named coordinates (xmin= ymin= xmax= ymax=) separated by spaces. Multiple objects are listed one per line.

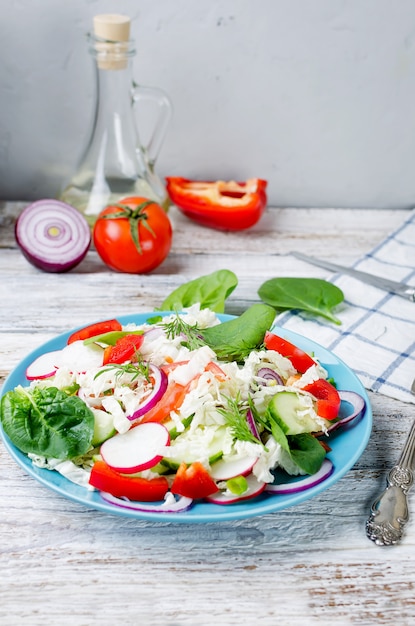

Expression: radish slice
xmin=210 ymin=455 xmax=258 ymax=481
xmin=57 ymin=340 xmax=104 ymax=373
xmin=26 ymin=341 xmax=104 ymax=380
xmin=100 ymin=492 xmax=193 ymax=513
xmin=15 ymin=199 xmax=91 ymax=273
xmin=265 ymin=458 xmax=334 ymax=494
xmin=100 ymin=422 xmax=170 ymax=474
xmin=25 ymin=350 xmax=62 ymax=380
xmin=207 ymin=473 xmax=266 ymax=505
xmin=126 ymin=364 xmax=168 ymax=421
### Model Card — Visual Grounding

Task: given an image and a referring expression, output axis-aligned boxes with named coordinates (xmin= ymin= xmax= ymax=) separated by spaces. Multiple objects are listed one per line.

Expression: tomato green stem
xmin=102 ymin=201 xmax=157 ymax=255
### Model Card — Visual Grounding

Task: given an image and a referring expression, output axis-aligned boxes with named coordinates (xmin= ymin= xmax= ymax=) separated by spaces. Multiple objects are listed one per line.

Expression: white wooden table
xmin=1 ymin=202 xmax=414 ymax=625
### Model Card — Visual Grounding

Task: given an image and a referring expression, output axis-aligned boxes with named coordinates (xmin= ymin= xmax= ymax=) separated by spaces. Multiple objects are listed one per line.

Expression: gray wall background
xmin=2 ymin=0 xmax=415 ymax=208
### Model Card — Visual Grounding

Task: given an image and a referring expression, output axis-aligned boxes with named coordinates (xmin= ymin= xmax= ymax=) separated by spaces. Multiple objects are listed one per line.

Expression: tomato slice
xmin=89 ymin=461 xmax=169 ymax=501
xmin=205 ymin=361 xmax=228 ymax=381
xmin=138 ymin=380 xmax=191 ymax=424
xmin=264 ymin=331 xmax=316 ymax=373
xmin=68 ymin=319 xmax=122 ymax=344
xmin=171 ymin=462 xmax=218 ymax=499
xmin=303 ymin=378 xmax=341 ymax=420
xmin=103 ymin=334 xmax=144 ymax=365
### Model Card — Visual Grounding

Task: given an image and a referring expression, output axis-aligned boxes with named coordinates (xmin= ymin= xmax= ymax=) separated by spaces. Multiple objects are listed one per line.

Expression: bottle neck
xmin=88 ymin=34 xmax=136 ymax=117
xmin=88 ymin=32 xmax=136 ymax=70
xmin=94 ymin=63 xmax=134 ymax=110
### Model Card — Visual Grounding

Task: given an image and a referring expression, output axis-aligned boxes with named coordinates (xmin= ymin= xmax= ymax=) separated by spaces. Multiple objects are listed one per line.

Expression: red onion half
xmin=15 ymin=199 xmax=91 ymax=273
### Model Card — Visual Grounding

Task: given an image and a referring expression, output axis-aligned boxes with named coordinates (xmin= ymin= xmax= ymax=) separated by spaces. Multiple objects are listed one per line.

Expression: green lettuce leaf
xmin=258 ymin=277 xmax=344 ymax=324
xmin=0 ymin=386 xmax=94 ymax=459
xmin=160 ymin=269 xmax=238 ymax=313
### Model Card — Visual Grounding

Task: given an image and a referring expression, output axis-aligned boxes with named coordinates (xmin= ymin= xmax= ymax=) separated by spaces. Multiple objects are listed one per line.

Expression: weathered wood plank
xmin=1 ymin=204 xmax=414 ymax=625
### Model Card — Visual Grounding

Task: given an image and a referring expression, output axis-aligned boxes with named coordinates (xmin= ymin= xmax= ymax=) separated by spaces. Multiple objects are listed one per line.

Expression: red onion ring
xmin=126 ymin=364 xmax=168 ymax=421
xmin=265 ymin=458 xmax=334 ymax=494
xmin=246 ymin=408 xmax=261 ymax=439
xmin=257 ymin=367 xmax=284 ymax=386
xmin=15 ymin=199 xmax=91 ymax=273
xmin=100 ymin=491 xmax=193 ymax=513
xmin=326 ymin=390 xmax=366 ymax=434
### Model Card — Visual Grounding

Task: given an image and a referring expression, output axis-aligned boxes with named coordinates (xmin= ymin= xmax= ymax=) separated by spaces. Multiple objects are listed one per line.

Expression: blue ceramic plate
xmin=0 ymin=312 xmax=372 ymax=523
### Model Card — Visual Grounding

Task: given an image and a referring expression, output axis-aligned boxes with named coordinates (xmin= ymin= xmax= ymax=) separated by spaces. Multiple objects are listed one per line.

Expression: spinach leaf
xmin=287 ymin=433 xmax=326 ymax=475
xmin=160 ymin=269 xmax=238 ymax=313
xmin=258 ymin=277 xmax=344 ymax=325
xmin=201 ymin=303 xmax=276 ymax=361
xmin=0 ymin=386 xmax=94 ymax=459
xmin=257 ymin=404 xmax=326 ymax=475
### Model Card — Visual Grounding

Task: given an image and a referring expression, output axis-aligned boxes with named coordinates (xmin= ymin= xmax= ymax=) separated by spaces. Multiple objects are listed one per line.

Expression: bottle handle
xmin=131 ymin=83 xmax=172 ymax=167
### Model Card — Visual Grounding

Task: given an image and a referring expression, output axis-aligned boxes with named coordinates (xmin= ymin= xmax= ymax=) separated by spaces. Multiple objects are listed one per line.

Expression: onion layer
xmin=246 ymin=408 xmax=261 ymax=439
xmin=265 ymin=458 xmax=334 ymax=494
xmin=100 ymin=491 xmax=193 ymax=513
xmin=257 ymin=367 xmax=284 ymax=386
xmin=327 ymin=391 xmax=366 ymax=433
xmin=15 ymin=199 xmax=91 ymax=273
xmin=126 ymin=364 xmax=168 ymax=421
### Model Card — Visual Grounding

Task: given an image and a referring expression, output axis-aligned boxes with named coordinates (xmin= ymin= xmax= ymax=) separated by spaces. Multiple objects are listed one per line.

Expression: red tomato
xmin=264 ymin=331 xmax=316 ymax=373
xmin=138 ymin=380 xmax=192 ymax=424
xmin=171 ymin=462 xmax=218 ymax=499
xmin=93 ymin=196 xmax=172 ymax=273
xmin=103 ymin=334 xmax=145 ymax=365
xmin=89 ymin=460 xmax=169 ymax=501
xmin=67 ymin=319 xmax=122 ymax=344
xmin=303 ymin=379 xmax=341 ymax=420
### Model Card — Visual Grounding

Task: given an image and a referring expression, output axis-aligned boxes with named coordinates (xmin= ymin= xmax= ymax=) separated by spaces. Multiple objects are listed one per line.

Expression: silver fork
xmin=366 ymin=419 xmax=415 ymax=545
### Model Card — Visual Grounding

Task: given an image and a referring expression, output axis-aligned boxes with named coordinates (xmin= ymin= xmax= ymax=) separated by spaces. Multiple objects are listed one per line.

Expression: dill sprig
xmin=218 ymin=394 xmax=263 ymax=446
xmin=95 ymin=358 xmax=150 ymax=382
xmin=162 ymin=314 xmax=206 ymax=351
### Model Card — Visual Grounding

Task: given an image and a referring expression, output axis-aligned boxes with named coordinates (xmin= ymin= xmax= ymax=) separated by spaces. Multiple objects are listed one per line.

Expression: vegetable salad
xmin=0 ymin=304 xmax=365 ymax=511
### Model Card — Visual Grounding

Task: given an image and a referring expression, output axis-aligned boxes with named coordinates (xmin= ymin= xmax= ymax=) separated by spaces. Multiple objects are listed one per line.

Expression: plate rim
xmin=0 ymin=311 xmax=372 ymax=523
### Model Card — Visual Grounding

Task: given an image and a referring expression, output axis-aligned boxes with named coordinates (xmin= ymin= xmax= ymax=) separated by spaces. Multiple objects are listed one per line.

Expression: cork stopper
xmin=93 ymin=14 xmax=131 ymax=42
xmin=92 ymin=14 xmax=132 ymax=70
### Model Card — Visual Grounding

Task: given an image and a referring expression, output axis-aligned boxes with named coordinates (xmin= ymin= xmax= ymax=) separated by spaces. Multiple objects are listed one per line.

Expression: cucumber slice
xmin=163 ymin=415 xmax=194 ymax=439
xmin=267 ymin=391 xmax=319 ymax=435
xmin=92 ymin=409 xmax=116 ymax=446
xmin=160 ymin=449 xmax=224 ymax=471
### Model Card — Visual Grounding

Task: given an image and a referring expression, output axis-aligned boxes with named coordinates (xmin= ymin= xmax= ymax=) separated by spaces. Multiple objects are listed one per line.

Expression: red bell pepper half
xmin=67 ymin=319 xmax=122 ymax=344
xmin=166 ymin=177 xmax=267 ymax=231
xmin=89 ymin=460 xmax=169 ymax=501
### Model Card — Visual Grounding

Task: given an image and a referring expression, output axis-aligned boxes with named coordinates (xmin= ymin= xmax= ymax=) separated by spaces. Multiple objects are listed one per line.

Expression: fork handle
xmin=366 ymin=421 xmax=415 ymax=546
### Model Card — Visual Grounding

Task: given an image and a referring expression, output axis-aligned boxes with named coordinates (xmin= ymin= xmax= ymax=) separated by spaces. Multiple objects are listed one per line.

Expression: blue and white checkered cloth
xmin=277 ymin=209 xmax=415 ymax=404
